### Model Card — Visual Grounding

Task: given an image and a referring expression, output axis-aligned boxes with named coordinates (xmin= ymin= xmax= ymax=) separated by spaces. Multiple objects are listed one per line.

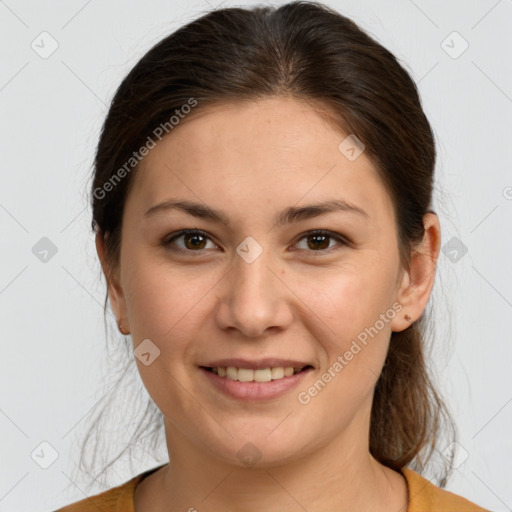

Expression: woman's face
xmin=105 ymin=96 xmax=410 ymax=467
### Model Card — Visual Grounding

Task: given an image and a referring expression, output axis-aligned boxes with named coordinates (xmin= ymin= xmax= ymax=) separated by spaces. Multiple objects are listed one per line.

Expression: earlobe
xmin=95 ymin=232 xmax=129 ymax=332
xmin=391 ymin=268 xmax=413 ymax=332
xmin=390 ymin=213 xmax=441 ymax=332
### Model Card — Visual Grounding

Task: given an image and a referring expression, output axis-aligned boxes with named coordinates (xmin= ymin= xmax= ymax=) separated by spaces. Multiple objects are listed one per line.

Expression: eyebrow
xmin=143 ymin=198 xmax=368 ymax=227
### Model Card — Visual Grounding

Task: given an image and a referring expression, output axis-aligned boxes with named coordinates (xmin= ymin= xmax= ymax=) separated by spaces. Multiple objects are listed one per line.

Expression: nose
xmin=215 ymin=247 xmax=293 ymax=338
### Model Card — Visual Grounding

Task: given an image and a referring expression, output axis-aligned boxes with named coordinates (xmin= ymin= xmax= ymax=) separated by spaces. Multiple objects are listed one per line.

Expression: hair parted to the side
xmin=75 ymin=0 xmax=457 ymax=491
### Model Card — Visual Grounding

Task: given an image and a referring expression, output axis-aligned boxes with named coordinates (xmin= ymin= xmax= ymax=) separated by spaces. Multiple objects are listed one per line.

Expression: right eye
xmin=163 ymin=229 xmax=218 ymax=253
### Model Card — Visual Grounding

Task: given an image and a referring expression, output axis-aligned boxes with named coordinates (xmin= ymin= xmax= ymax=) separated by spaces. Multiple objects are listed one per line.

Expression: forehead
xmin=125 ymin=96 xmax=394 ymax=226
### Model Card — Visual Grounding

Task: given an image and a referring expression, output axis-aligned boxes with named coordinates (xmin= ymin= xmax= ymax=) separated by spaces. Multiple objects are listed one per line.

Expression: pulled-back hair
xmin=78 ymin=0 xmax=456 ymax=491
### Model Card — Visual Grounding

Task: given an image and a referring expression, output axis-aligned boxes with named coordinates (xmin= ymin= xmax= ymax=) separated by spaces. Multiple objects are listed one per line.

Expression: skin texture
xmin=96 ymin=95 xmax=441 ymax=511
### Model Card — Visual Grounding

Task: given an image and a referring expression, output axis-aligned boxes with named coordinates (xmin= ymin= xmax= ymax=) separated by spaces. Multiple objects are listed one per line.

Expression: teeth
xmin=211 ymin=366 xmax=305 ymax=382
xmin=271 ymin=367 xmax=284 ymax=379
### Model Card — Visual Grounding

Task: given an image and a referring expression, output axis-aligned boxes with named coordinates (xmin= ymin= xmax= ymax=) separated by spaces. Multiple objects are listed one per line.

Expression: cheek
xmin=295 ymin=270 xmax=397 ymax=431
xmin=123 ymin=261 xmax=210 ymax=419
xmin=301 ymin=257 xmax=398 ymax=399
xmin=306 ymin=259 xmax=398 ymax=340
xmin=122 ymin=248 xmax=211 ymax=341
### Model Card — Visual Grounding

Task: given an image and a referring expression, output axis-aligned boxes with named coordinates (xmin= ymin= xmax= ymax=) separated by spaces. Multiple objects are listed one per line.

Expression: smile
xmin=203 ymin=365 xmax=311 ymax=382
xmin=200 ymin=365 xmax=313 ymax=401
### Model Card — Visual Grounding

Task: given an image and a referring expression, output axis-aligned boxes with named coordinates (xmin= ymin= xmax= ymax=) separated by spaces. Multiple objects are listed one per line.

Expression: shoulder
xmin=53 ymin=471 xmax=149 ymax=512
xmin=401 ymin=467 xmax=490 ymax=512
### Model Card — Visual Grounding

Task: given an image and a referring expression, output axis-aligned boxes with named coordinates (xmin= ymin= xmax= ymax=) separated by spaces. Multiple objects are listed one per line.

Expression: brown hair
xmin=79 ymin=0 xmax=456 ymax=490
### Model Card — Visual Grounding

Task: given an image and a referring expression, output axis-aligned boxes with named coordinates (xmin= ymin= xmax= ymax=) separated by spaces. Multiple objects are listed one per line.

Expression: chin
xmin=201 ymin=426 xmax=313 ymax=469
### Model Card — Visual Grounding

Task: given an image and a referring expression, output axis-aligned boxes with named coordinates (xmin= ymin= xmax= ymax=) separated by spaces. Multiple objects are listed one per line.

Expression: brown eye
xmin=183 ymin=232 xmax=207 ymax=250
xmin=294 ymin=230 xmax=348 ymax=254
xmin=163 ymin=229 xmax=348 ymax=255
xmin=306 ymin=233 xmax=330 ymax=250
xmin=164 ymin=230 xmax=215 ymax=252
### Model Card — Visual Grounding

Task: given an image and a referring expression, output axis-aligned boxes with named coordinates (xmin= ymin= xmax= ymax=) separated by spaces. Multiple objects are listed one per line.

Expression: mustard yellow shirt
xmin=55 ymin=464 xmax=490 ymax=511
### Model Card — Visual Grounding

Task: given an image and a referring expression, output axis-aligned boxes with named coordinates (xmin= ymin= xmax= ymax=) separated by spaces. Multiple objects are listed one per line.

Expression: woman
xmin=56 ymin=1 xmax=489 ymax=510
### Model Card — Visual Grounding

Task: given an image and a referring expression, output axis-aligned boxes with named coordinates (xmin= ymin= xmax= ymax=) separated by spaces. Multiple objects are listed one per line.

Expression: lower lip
xmin=200 ymin=367 xmax=312 ymax=401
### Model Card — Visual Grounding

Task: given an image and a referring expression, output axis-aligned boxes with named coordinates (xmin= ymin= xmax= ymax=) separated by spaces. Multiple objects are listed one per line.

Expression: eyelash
xmin=162 ymin=229 xmax=350 ymax=256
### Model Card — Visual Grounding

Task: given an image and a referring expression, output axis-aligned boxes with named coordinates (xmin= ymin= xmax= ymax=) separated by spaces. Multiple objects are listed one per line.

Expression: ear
xmin=95 ymin=232 xmax=129 ymax=332
xmin=390 ymin=212 xmax=441 ymax=332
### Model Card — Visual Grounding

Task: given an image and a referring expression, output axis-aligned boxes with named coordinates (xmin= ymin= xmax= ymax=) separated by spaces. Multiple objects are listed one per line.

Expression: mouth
xmin=199 ymin=363 xmax=314 ymax=401
xmin=200 ymin=365 xmax=314 ymax=382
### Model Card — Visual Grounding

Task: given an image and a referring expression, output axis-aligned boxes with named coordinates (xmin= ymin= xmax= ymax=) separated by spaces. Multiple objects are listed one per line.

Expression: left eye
xmin=163 ymin=229 xmax=349 ymax=254
xmin=294 ymin=230 xmax=348 ymax=253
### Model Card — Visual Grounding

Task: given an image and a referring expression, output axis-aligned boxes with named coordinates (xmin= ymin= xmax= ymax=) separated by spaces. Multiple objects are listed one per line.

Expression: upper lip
xmin=201 ymin=358 xmax=314 ymax=369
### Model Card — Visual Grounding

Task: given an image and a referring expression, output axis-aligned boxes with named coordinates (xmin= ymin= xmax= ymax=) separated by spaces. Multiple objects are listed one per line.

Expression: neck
xmin=138 ymin=413 xmax=408 ymax=512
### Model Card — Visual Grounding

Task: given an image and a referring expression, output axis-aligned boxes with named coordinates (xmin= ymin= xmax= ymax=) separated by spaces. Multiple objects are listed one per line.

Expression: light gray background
xmin=1 ymin=1 xmax=511 ymax=510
